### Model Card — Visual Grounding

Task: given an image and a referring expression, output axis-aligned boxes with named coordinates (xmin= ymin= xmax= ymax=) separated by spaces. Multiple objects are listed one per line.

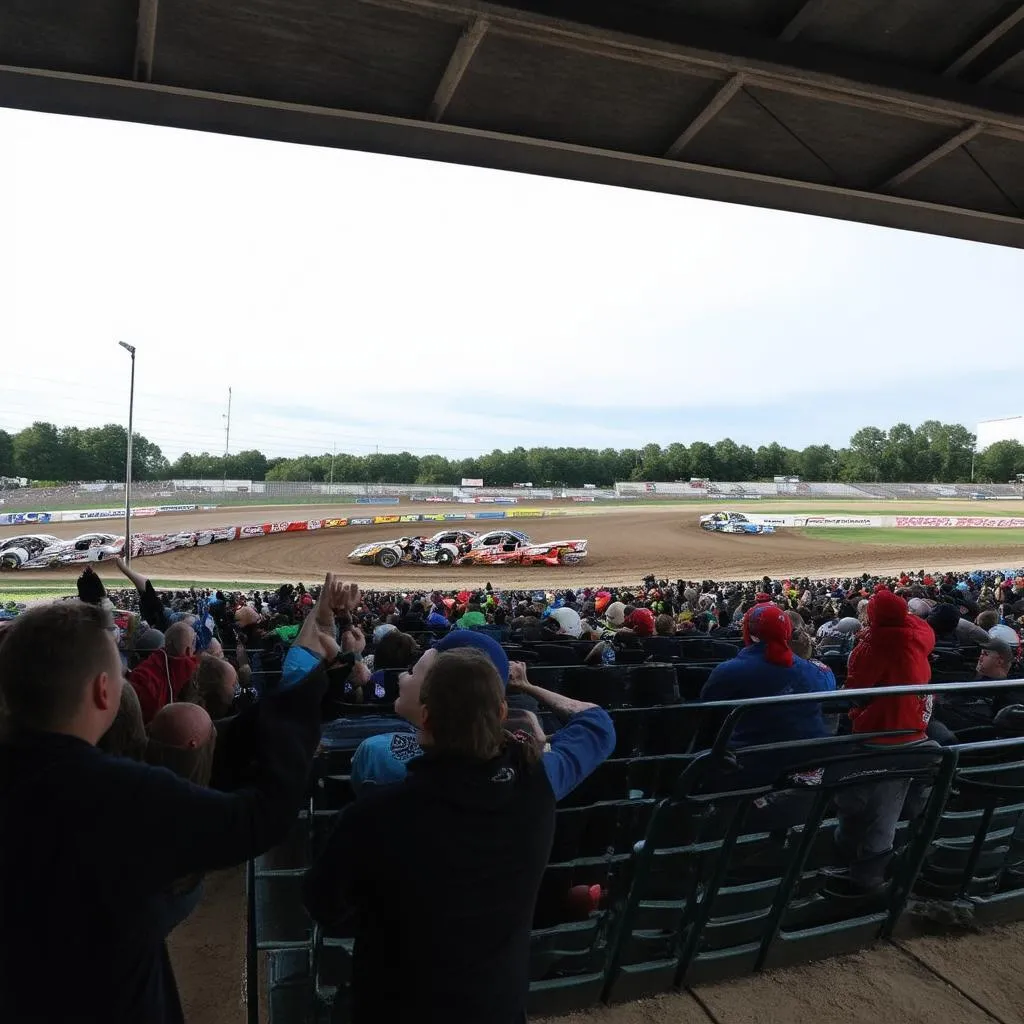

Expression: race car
xmin=0 ymin=532 xmax=124 ymax=570
xmin=458 ymin=530 xmax=588 ymax=567
xmin=130 ymin=526 xmax=238 ymax=558
xmin=699 ymin=511 xmax=775 ymax=535
xmin=348 ymin=530 xmax=478 ymax=568
xmin=347 ymin=529 xmax=588 ymax=568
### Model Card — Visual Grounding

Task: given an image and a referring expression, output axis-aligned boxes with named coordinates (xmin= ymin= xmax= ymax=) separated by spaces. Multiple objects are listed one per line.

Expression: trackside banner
xmin=0 ymin=511 xmax=54 ymax=526
xmin=63 ymin=508 xmax=159 ymax=522
xmin=892 ymin=516 xmax=1024 ymax=528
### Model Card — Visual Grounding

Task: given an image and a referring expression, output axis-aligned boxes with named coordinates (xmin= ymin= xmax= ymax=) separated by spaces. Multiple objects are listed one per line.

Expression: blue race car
xmin=699 ymin=511 xmax=775 ymax=535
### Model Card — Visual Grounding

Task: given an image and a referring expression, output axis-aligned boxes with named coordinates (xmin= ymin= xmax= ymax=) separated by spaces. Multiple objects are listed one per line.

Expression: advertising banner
xmin=473 ymin=511 xmax=507 ymax=520
xmin=798 ymin=516 xmax=876 ymax=527
xmin=239 ymin=524 xmax=267 ymax=538
xmin=373 ymin=515 xmax=401 ymax=524
xmin=0 ymin=511 xmax=54 ymax=525
xmin=893 ymin=516 xmax=1024 ymax=529
xmin=65 ymin=509 xmax=125 ymax=522
xmin=357 ymin=497 xmax=400 ymax=505
xmin=419 ymin=514 xmax=447 ymax=521
xmin=323 ymin=518 xmax=349 ymax=528
xmin=399 ymin=514 xmax=423 ymax=523
xmin=349 ymin=517 xmax=374 ymax=526
xmin=572 ymin=496 xmax=596 ymax=502
xmin=443 ymin=512 xmax=468 ymax=520
xmin=461 ymin=478 xmax=484 ymax=488
xmin=507 ymin=509 xmax=543 ymax=518
xmin=158 ymin=504 xmax=198 ymax=513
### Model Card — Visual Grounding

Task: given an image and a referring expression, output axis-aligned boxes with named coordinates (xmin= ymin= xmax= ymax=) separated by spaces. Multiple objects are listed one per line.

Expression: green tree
xmin=798 ymin=444 xmax=839 ymax=481
xmin=0 ymin=430 xmax=13 ymax=476
xmin=977 ymin=440 xmax=1024 ymax=483
xmin=12 ymin=422 xmax=62 ymax=480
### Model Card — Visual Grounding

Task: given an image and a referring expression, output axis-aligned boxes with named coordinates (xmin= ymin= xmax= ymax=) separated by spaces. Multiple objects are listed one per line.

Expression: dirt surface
xmin=167 ymin=868 xmax=246 ymax=1024
xmin=7 ymin=503 xmax=1024 ymax=586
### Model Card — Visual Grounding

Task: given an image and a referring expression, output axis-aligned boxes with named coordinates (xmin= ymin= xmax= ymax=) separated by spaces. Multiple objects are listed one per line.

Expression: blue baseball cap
xmin=350 ymin=732 xmax=422 ymax=794
xmin=433 ymin=628 xmax=509 ymax=687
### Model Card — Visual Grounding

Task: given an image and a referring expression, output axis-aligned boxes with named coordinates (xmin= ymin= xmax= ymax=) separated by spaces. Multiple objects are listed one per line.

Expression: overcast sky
xmin=2 ymin=105 xmax=1023 ymax=462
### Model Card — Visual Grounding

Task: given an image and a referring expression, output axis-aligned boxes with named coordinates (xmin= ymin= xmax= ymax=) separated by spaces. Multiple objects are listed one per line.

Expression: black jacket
xmin=0 ymin=666 xmax=326 ymax=1023
xmin=303 ymin=741 xmax=556 ymax=1024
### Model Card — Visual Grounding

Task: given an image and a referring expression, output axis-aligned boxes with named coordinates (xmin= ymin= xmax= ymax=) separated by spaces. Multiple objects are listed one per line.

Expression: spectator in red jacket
xmin=129 ymin=621 xmax=200 ymax=724
xmin=843 ymin=587 xmax=935 ymax=742
xmin=832 ymin=588 xmax=940 ymax=892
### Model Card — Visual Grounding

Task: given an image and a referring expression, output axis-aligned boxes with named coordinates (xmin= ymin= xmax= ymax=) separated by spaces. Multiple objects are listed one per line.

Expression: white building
xmin=976 ymin=416 xmax=1024 ymax=451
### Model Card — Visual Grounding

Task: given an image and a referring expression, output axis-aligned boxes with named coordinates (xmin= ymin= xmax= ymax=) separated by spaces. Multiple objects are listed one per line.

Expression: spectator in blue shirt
xmin=700 ymin=602 xmax=836 ymax=802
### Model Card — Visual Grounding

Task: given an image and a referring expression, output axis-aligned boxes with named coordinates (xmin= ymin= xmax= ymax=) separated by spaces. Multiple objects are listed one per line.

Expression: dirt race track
xmin=7 ymin=502 xmax=1024 ymax=586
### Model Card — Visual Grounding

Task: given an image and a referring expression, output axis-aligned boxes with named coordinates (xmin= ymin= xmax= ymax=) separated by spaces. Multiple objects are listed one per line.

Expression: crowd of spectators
xmin=1 ymin=560 xmax=1023 ymax=1022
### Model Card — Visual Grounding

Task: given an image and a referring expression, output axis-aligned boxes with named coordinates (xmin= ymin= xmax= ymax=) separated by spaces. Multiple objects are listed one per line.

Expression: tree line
xmin=2 ymin=419 xmax=1023 ymax=488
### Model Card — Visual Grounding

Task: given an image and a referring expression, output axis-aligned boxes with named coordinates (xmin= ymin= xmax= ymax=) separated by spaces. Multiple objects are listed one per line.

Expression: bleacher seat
xmin=914 ymin=738 xmax=1024 ymax=922
xmin=249 ymin=682 xmax=1024 ymax=1024
xmin=602 ymin=742 xmax=955 ymax=1004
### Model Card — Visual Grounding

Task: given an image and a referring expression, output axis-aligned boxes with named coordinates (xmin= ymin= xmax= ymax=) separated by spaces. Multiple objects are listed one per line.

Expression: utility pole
xmin=118 ymin=342 xmax=136 ymax=563
xmin=222 ymin=386 xmax=232 ymax=493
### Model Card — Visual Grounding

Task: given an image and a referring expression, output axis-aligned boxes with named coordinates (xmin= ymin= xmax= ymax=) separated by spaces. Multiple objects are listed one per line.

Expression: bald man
xmin=147 ymin=702 xmax=217 ymax=786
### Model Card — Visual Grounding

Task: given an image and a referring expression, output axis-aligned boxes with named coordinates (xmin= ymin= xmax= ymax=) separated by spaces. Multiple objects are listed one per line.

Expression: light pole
xmin=119 ymin=342 xmax=136 ymax=563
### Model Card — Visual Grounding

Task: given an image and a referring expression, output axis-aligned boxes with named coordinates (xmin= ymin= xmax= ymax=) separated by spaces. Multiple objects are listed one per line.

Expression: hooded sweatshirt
xmin=129 ymin=651 xmax=201 ymax=725
xmin=303 ymin=740 xmax=558 ymax=1024
xmin=844 ymin=589 xmax=934 ymax=743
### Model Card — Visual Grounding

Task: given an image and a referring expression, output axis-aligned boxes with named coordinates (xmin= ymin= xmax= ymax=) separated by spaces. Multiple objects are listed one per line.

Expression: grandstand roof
xmin=3 ymin=0 xmax=1024 ymax=248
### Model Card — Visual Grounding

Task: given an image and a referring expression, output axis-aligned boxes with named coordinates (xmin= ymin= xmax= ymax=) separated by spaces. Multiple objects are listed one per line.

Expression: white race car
xmin=699 ymin=511 xmax=775 ymax=535
xmin=0 ymin=532 xmax=124 ymax=570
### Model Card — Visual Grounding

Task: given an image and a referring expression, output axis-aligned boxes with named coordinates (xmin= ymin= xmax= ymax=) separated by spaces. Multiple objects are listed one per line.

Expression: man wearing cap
xmin=930 ymin=634 xmax=1024 ymax=741
xmin=303 ymin=639 xmax=615 ymax=1024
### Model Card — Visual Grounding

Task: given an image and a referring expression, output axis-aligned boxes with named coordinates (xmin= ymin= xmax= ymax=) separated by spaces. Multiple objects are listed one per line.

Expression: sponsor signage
xmin=2 ymin=511 xmax=53 ymax=525
xmin=269 ymin=522 xmax=291 ymax=533
xmin=323 ymin=518 xmax=348 ymax=528
xmin=285 ymin=521 xmax=309 ymax=532
xmin=572 ymin=496 xmax=596 ymax=502
xmin=240 ymin=525 xmax=266 ymax=538
xmin=425 ymin=496 xmax=448 ymax=503
xmin=68 ymin=509 xmax=123 ymax=521
xmin=373 ymin=515 xmax=401 ymax=524
xmin=461 ymin=478 xmax=484 ymax=488
xmin=473 ymin=511 xmax=507 ymax=519
xmin=399 ymin=514 xmax=423 ymax=523
xmin=419 ymin=513 xmax=447 ymax=521
xmin=158 ymin=504 xmax=198 ymax=513
xmin=357 ymin=496 xmax=400 ymax=505
xmin=794 ymin=516 xmax=875 ymax=528
xmin=894 ymin=516 xmax=1024 ymax=529
xmin=507 ymin=509 xmax=543 ymax=518
xmin=349 ymin=517 xmax=374 ymax=526
xmin=443 ymin=512 xmax=468 ymax=520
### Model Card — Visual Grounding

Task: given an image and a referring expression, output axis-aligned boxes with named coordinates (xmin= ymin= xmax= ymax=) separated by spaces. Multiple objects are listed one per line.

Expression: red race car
xmin=456 ymin=529 xmax=588 ymax=566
